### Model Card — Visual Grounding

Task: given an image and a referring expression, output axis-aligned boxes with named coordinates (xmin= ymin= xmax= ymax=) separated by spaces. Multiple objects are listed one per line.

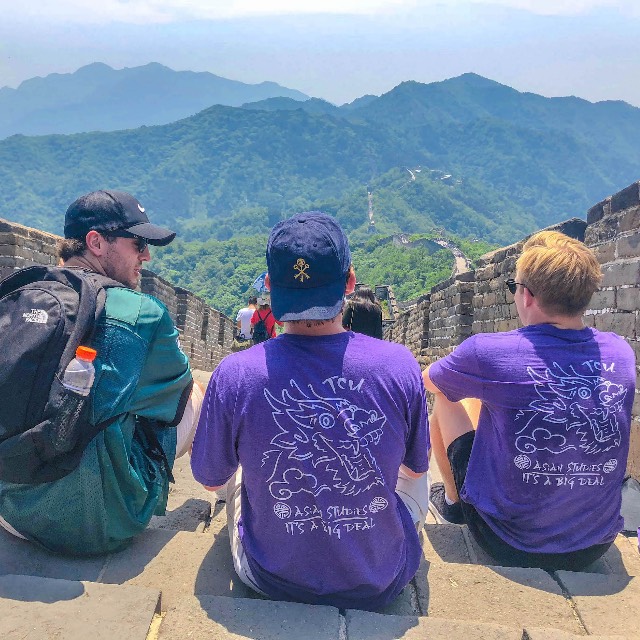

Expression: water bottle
xmin=62 ymin=346 xmax=97 ymax=396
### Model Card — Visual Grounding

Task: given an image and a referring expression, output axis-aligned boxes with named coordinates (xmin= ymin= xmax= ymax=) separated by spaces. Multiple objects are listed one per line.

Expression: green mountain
xmin=1 ymin=72 xmax=639 ymax=311
xmin=0 ymin=62 xmax=309 ymax=139
xmin=1 ymin=73 xmax=638 ymax=247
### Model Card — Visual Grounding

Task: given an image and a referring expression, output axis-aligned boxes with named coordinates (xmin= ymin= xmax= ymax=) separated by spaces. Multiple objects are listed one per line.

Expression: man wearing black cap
xmin=0 ymin=190 xmax=202 ymax=555
xmin=191 ymin=212 xmax=430 ymax=611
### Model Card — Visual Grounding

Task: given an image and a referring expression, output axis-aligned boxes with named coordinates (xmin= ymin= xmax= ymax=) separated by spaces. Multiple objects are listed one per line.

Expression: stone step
xmin=422 ymin=523 xmax=640 ymax=577
xmin=2 ymin=445 xmax=638 ymax=638
xmin=0 ymin=573 xmax=159 ymax=640
xmin=157 ymin=594 xmax=633 ymax=640
xmin=2 ymin=521 xmax=637 ymax=639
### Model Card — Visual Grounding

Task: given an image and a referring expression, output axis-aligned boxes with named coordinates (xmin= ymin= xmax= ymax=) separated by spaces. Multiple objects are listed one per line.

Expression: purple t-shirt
xmin=429 ymin=324 xmax=636 ymax=554
xmin=191 ymin=332 xmax=429 ymax=609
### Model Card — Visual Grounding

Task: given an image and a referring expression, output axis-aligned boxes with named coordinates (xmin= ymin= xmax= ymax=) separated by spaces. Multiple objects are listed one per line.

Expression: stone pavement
xmin=0 ymin=370 xmax=638 ymax=638
xmin=1 ymin=449 xmax=638 ymax=639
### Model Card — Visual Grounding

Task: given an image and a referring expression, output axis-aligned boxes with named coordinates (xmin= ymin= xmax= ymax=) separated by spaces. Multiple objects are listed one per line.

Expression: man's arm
xmin=422 ymin=363 xmax=443 ymax=395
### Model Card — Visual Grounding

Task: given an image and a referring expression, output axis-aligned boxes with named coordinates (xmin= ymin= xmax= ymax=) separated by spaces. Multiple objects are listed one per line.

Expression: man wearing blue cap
xmin=191 ymin=212 xmax=430 ymax=610
xmin=0 ymin=190 xmax=203 ymax=554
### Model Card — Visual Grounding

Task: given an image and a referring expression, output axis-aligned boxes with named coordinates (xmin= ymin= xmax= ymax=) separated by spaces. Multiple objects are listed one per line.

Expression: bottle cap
xmin=76 ymin=346 xmax=97 ymax=362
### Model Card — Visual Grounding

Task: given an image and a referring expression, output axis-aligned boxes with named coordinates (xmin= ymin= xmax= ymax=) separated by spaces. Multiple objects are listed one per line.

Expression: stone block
xmin=0 ymin=574 xmax=159 ymax=640
xmin=619 ymin=206 xmax=640 ymax=233
xmin=345 ymin=610 xmax=521 ymax=639
xmin=616 ymin=287 xmax=639 ymax=312
xmin=160 ymin=595 xmax=340 ymax=640
xmin=594 ymin=312 xmax=636 ymax=338
xmin=590 ymin=289 xmax=616 ymax=311
xmin=0 ymin=527 xmax=107 ymax=582
xmin=526 ymin=628 xmax=629 ymax=640
xmin=414 ymin=562 xmax=580 ymax=633
xmin=99 ymin=528 xmax=254 ymax=608
xmin=555 ymin=571 xmax=639 ymax=638
xmin=617 ymin=231 xmax=640 ymax=259
xmin=421 ymin=524 xmax=471 ymax=564
xmin=601 ymin=260 xmax=640 ymax=288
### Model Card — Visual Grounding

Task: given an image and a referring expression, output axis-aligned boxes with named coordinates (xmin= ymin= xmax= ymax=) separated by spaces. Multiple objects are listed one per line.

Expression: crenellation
xmin=610 ymin=180 xmax=640 ymax=214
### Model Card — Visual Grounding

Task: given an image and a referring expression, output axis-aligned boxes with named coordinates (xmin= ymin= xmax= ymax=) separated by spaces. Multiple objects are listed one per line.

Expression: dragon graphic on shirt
xmin=515 ymin=362 xmax=626 ymax=455
xmin=261 ymin=380 xmax=386 ymax=500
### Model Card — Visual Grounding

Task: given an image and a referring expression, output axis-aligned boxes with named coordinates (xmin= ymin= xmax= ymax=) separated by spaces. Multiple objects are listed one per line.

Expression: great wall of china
xmin=2 ymin=180 xmax=638 ymax=479
xmin=0 ymin=181 xmax=639 ymax=638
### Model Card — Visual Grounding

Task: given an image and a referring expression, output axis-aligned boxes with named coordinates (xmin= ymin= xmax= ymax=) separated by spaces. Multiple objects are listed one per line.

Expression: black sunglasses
xmin=107 ymin=230 xmax=149 ymax=254
xmin=505 ymin=278 xmax=534 ymax=296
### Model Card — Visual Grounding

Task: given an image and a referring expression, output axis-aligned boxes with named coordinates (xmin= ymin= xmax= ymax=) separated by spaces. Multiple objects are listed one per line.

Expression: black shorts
xmin=447 ymin=432 xmax=612 ymax=571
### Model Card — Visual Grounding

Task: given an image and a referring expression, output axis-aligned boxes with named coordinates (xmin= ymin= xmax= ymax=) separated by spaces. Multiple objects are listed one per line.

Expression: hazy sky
xmin=1 ymin=0 xmax=638 ymax=106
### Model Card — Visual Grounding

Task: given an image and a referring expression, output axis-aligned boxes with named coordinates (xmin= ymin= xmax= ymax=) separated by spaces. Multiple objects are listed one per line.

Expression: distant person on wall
xmin=423 ymin=231 xmax=635 ymax=570
xmin=0 ymin=190 xmax=204 ymax=555
xmin=232 ymin=295 xmax=257 ymax=351
xmin=342 ymin=285 xmax=384 ymax=339
xmin=191 ymin=212 xmax=430 ymax=610
xmin=250 ymin=295 xmax=281 ymax=343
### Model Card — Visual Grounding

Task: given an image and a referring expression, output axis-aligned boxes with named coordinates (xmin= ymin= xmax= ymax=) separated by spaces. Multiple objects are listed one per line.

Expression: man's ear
xmin=522 ymin=286 xmax=537 ymax=310
xmin=345 ymin=268 xmax=356 ymax=296
xmin=85 ymin=230 xmax=106 ymax=257
xmin=265 ymin=274 xmax=271 ymax=291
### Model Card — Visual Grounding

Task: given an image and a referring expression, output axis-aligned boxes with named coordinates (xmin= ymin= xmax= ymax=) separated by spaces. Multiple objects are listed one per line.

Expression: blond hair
xmin=515 ymin=231 xmax=602 ymax=316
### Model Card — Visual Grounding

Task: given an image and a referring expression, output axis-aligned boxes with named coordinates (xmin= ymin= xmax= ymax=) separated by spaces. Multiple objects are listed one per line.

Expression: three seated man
xmin=0 ymin=194 xmax=635 ymax=608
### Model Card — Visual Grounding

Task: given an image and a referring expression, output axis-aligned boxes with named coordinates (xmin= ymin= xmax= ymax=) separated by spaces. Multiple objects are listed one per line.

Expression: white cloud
xmin=2 ymin=0 xmax=637 ymax=25
xmin=1 ymin=0 xmax=422 ymax=24
xmin=465 ymin=0 xmax=638 ymax=16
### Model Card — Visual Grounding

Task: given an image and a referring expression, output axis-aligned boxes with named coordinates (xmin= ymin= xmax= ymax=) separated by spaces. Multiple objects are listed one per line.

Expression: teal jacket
xmin=0 ymin=287 xmax=192 ymax=555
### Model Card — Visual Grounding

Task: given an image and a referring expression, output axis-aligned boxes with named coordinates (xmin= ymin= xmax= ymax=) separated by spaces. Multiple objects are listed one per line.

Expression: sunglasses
xmin=505 ymin=278 xmax=534 ymax=296
xmin=107 ymin=230 xmax=149 ymax=254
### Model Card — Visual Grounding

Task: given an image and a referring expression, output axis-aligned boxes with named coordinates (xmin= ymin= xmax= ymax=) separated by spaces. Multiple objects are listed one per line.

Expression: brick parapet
xmin=583 ymin=182 xmax=640 ymax=479
xmin=0 ymin=219 xmax=231 ymax=373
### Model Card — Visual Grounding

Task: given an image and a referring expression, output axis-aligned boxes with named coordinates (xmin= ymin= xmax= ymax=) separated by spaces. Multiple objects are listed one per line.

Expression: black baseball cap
xmin=64 ymin=190 xmax=176 ymax=246
xmin=266 ymin=212 xmax=351 ymax=321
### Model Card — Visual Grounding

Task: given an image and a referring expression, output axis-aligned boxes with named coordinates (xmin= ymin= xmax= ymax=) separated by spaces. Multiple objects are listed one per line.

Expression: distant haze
xmin=1 ymin=1 xmax=639 ymax=107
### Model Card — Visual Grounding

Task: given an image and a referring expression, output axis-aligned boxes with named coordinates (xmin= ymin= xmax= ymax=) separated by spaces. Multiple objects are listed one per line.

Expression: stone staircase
xmin=1 ymin=369 xmax=638 ymax=638
xmin=1 ymin=451 xmax=637 ymax=639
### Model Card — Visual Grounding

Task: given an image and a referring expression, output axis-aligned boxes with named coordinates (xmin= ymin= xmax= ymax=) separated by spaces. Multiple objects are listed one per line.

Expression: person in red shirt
xmin=250 ymin=297 xmax=282 ymax=341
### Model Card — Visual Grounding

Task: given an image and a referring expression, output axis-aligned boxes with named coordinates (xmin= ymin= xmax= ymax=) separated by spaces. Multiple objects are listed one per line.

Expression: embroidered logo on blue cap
xmin=294 ymin=258 xmax=310 ymax=282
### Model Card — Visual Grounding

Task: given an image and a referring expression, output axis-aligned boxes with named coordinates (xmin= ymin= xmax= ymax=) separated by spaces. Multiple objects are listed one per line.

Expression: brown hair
xmin=516 ymin=231 xmax=602 ymax=316
xmin=57 ymin=233 xmax=118 ymax=262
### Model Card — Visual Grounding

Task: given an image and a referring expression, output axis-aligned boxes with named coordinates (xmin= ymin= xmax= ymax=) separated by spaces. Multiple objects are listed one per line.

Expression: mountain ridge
xmin=0 ymin=70 xmax=638 ymax=249
xmin=0 ymin=62 xmax=309 ymax=139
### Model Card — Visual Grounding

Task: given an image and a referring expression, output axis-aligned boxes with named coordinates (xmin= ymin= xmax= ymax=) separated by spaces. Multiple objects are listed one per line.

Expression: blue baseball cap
xmin=266 ymin=212 xmax=351 ymax=321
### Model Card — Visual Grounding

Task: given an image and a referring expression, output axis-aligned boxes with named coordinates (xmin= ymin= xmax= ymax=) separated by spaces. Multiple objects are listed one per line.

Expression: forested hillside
xmin=1 ymin=72 xmax=638 ymax=312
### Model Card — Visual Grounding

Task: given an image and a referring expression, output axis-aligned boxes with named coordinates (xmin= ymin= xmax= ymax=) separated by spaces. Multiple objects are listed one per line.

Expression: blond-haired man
xmin=423 ymin=231 xmax=636 ymax=570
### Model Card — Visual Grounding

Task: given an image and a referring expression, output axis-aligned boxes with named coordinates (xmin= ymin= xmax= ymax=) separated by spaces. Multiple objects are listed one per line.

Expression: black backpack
xmin=0 ymin=266 xmax=123 ymax=484
xmin=252 ymin=309 xmax=272 ymax=344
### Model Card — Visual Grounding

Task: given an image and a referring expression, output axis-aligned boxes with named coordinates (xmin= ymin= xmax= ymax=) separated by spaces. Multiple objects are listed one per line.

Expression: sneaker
xmin=429 ymin=482 xmax=464 ymax=525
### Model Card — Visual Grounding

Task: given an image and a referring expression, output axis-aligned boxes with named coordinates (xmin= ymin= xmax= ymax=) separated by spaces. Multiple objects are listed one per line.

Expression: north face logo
xmin=23 ymin=309 xmax=48 ymax=324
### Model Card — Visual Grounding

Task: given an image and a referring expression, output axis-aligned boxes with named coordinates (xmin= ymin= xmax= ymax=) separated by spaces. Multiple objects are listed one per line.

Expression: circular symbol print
xmin=369 ymin=497 xmax=388 ymax=513
xmin=273 ymin=502 xmax=291 ymax=519
xmin=514 ymin=454 xmax=531 ymax=470
xmin=603 ymin=459 xmax=618 ymax=474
